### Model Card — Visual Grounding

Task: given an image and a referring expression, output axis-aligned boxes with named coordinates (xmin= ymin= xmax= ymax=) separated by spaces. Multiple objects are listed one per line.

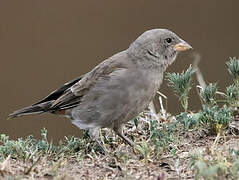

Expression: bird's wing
xmin=32 ymin=75 xmax=84 ymax=106
xmin=8 ymin=75 xmax=85 ymax=118
xmin=50 ymin=51 xmax=129 ymax=110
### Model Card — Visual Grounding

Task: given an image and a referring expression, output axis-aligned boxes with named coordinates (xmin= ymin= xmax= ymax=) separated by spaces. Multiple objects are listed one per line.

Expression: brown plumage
xmin=9 ymin=29 xmax=192 ymax=151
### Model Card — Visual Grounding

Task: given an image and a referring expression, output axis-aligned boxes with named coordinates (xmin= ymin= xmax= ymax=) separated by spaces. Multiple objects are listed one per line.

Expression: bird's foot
xmin=89 ymin=128 xmax=109 ymax=154
xmin=113 ymin=126 xmax=135 ymax=147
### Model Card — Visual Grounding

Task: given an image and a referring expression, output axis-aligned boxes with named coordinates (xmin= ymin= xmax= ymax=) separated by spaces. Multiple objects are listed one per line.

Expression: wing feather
xmin=32 ymin=75 xmax=83 ymax=106
xmin=50 ymin=51 xmax=130 ymax=110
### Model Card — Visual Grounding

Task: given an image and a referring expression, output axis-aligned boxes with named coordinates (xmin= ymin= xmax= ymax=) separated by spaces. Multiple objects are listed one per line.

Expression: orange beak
xmin=174 ymin=41 xmax=192 ymax=52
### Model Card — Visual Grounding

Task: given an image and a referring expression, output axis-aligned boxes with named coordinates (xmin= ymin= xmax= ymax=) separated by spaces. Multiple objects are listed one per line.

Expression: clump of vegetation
xmin=226 ymin=57 xmax=239 ymax=86
xmin=0 ymin=128 xmax=88 ymax=161
xmin=167 ymin=58 xmax=239 ymax=135
xmin=199 ymin=83 xmax=218 ymax=106
xmin=191 ymin=148 xmax=239 ymax=179
xmin=225 ymin=84 xmax=239 ymax=106
xmin=166 ymin=65 xmax=195 ymax=112
xmin=199 ymin=105 xmax=232 ymax=134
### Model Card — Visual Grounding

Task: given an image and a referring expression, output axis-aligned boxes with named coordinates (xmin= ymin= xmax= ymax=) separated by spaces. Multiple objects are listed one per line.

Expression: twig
xmin=157 ymin=91 xmax=168 ymax=114
xmin=159 ymin=96 xmax=166 ymax=119
xmin=24 ymin=157 xmax=40 ymax=175
xmin=192 ymin=52 xmax=206 ymax=89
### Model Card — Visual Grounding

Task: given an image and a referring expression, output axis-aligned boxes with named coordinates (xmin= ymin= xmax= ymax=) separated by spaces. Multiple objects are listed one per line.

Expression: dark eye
xmin=165 ymin=38 xmax=172 ymax=43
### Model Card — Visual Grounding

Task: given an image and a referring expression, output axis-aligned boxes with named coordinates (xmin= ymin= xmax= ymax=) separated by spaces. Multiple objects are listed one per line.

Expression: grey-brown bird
xmin=9 ymin=29 xmax=192 ymax=150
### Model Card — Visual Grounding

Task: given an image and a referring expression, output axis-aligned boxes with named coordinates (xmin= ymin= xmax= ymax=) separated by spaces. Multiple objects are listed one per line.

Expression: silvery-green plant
xmin=166 ymin=65 xmax=195 ymax=112
xmin=200 ymin=83 xmax=218 ymax=106
xmin=226 ymin=57 xmax=239 ymax=86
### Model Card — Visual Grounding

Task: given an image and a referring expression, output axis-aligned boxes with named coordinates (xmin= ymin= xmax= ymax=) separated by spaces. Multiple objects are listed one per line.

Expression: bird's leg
xmin=89 ymin=128 xmax=108 ymax=153
xmin=113 ymin=125 xmax=135 ymax=147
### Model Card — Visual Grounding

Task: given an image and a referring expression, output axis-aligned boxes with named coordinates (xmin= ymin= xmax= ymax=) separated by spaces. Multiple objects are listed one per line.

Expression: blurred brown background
xmin=0 ymin=0 xmax=238 ymax=141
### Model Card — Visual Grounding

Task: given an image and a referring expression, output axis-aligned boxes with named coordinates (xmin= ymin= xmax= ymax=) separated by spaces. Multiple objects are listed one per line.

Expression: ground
xmin=0 ymin=112 xmax=239 ymax=180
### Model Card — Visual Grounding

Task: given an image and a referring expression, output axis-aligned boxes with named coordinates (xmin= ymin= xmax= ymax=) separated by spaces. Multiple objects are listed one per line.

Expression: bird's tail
xmin=8 ymin=101 xmax=53 ymax=119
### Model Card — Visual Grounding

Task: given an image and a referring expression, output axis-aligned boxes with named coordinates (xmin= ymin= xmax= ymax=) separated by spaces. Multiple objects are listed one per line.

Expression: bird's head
xmin=128 ymin=29 xmax=192 ymax=67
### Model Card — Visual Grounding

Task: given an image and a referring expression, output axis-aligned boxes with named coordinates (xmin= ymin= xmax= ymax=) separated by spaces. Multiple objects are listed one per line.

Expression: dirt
xmin=1 ymin=132 xmax=238 ymax=180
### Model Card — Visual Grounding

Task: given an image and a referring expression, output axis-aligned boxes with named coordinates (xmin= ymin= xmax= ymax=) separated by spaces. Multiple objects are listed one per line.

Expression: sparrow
xmin=9 ymin=29 xmax=192 ymax=151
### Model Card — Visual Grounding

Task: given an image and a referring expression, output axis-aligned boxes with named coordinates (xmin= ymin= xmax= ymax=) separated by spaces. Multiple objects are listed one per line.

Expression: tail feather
xmin=8 ymin=101 xmax=53 ymax=119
